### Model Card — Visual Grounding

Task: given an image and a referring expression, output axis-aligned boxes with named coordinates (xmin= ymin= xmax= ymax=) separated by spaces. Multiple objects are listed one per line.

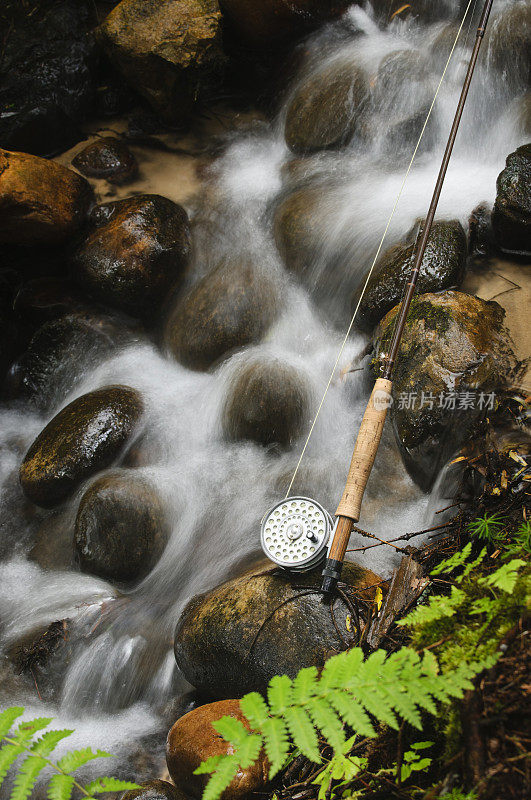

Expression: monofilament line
xmin=285 ymin=0 xmax=475 ymax=499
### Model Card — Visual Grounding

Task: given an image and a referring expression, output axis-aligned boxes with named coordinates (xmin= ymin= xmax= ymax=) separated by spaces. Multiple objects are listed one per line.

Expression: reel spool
xmin=260 ymin=496 xmax=333 ymax=571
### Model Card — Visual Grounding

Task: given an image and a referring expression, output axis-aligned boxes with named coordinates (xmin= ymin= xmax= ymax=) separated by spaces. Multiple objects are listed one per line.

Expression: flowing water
xmin=0 ymin=0 xmax=528 ymax=778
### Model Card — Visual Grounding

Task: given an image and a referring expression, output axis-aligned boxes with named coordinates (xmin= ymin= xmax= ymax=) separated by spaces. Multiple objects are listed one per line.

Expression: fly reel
xmin=260 ymin=496 xmax=333 ymax=571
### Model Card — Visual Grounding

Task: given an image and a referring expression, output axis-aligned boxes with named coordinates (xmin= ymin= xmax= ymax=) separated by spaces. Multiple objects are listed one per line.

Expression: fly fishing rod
xmin=260 ymin=0 xmax=495 ymax=594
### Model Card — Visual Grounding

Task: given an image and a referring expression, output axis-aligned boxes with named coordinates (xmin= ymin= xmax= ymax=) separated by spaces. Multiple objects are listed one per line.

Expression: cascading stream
xmin=0 ymin=0 xmax=527 ymax=765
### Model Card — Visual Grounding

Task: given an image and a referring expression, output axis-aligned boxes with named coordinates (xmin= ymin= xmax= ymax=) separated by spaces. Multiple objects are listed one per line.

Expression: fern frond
xmin=261 ymin=717 xmax=289 ymax=777
xmin=239 ymin=693 xmax=269 ymax=729
xmin=202 ymin=756 xmax=239 ymax=800
xmin=292 ymin=667 xmax=318 ymax=704
xmin=431 ymin=543 xmax=472 ymax=575
xmin=83 ymin=777 xmax=141 ymax=795
xmin=397 ymin=586 xmax=466 ymax=627
xmin=11 ymin=754 xmax=47 ymax=800
xmin=56 ymin=748 xmax=111 ymax=773
xmin=0 ymin=744 xmax=25 ymax=784
xmin=283 ymin=707 xmax=320 ymax=762
xmin=267 ymin=675 xmax=292 ymax=715
xmin=212 ymin=717 xmax=248 ymax=747
xmin=47 ymin=773 xmax=75 ymax=800
xmin=327 ymin=691 xmax=375 ymax=738
xmin=0 ymin=709 xmax=24 ymax=739
xmin=31 ymin=731 xmax=74 ymax=758
xmin=194 ymin=756 xmax=225 ymax=775
xmin=235 ymin=735 xmax=262 ymax=770
xmin=480 ymin=559 xmax=525 ymax=593
xmin=306 ymin=698 xmax=345 ymax=750
xmin=15 ymin=718 xmax=53 ymax=745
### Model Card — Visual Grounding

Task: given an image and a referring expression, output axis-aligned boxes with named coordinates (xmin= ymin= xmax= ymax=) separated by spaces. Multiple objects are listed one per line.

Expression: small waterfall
xmin=0 ymin=0 xmax=527 ymax=766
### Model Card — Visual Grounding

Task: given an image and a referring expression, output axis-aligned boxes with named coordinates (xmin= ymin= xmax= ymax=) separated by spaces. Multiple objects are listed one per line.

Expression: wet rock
xmin=222 ymin=357 xmax=310 ymax=447
xmin=285 ymin=60 xmax=367 ymax=153
xmin=174 ymin=561 xmax=383 ymax=697
xmin=74 ymin=471 xmax=168 ymax=584
xmin=219 ymin=0 xmax=349 ymax=47
xmin=20 ymin=385 xmax=143 ymax=508
xmin=13 ymin=278 xmax=86 ymax=328
xmin=0 ymin=149 xmax=93 ymax=246
xmin=468 ymin=203 xmax=497 ymax=262
xmin=0 ymin=1 xmax=97 ymax=157
xmin=273 ymin=184 xmax=323 ymax=275
xmin=0 ymin=269 xmax=21 ymax=380
xmin=165 ymin=259 xmax=279 ymax=371
xmin=73 ymin=195 xmax=191 ymax=321
xmin=352 ymin=219 xmax=467 ymax=332
xmin=121 ymin=781 xmax=185 ymax=800
xmin=372 ymin=291 xmax=521 ymax=490
xmin=167 ymin=699 xmax=269 ymax=799
xmin=5 ymin=311 xmax=130 ymax=411
xmin=72 ymin=137 xmax=138 ymax=184
xmin=491 ymin=144 xmax=531 ymax=256
xmin=97 ymin=0 xmax=225 ymax=124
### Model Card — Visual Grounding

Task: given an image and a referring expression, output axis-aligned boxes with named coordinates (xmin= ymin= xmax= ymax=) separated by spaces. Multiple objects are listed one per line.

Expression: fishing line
xmin=285 ymin=0 xmax=476 ymax=499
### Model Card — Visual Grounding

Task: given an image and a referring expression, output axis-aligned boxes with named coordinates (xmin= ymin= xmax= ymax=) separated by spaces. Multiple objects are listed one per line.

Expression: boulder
xmin=167 ymin=699 xmax=269 ymax=799
xmin=491 ymin=144 xmax=531 ymax=256
xmin=222 ymin=357 xmax=310 ymax=447
xmin=5 ymin=311 xmax=130 ymax=411
xmin=372 ymin=291 xmax=521 ymax=490
xmin=468 ymin=203 xmax=496 ymax=262
xmin=0 ymin=1 xmax=97 ymax=157
xmin=352 ymin=219 xmax=467 ymax=332
xmin=285 ymin=60 xmax=367 ymax=153
xmin=174 ymin=561 xmax=383 ymax=697
xmin=0 ymin=149 xmax=93 ymax=245
xmin=0 ymin=269 xmax=21 ymax=380
xmin=219 ymin=0 xmax=349 ymax=47
xmin=165 ymin=259 xmax=279 ymax=371
xmin=13 ymin=277 xmax=86 ymax=328
xmin=72 ymin=195 xmax=191 ymax=321
xmin=121 ymin=781 xmax=185 ymax=800
xmin=74 ymin=471 xmax=168 ymax=584
xmin=273 ymin=184 xmax=323 ymax=276
xmin=72 ymin=137 xmax=138 ymax=184
xmin=20 ymin=385 xmax=143 ymax=508
xmin=96 ymin=0 xmax=225 ymax=124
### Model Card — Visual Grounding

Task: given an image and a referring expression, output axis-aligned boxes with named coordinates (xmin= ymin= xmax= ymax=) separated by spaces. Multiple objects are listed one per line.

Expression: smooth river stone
xmin=20 ymin=385 xmax=143 ymax=508
xmin=72 ymin=136 xmax=138 ymax=184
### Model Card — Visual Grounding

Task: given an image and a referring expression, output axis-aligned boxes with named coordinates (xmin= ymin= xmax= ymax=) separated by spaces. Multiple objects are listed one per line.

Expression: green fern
xmin=195 ymin=646 xmax=495 ymax=800
xmin=0 ymin=707 xmax=140 ymax=800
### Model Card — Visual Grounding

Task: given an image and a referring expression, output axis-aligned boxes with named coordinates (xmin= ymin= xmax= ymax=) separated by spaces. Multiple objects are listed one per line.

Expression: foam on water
xmin=0 ymin=0 xmax=527 ymax=767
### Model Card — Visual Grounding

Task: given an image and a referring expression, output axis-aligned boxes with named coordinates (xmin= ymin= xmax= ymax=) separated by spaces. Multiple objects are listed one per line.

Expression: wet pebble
xmin=72 ymin=137 xmax=138 ymax=184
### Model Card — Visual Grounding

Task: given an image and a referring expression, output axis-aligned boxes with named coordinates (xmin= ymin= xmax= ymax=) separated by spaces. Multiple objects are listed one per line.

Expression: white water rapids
xmin=0 ymin=0 xmax=528 ymax=776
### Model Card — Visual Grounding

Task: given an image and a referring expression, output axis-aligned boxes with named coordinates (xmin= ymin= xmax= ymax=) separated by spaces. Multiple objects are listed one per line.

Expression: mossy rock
xmin=164 ymin=258 xmax=279 ymax=371
xmin=174 ymin=560 xmax=383 ymax=697
xmin=491 ymin=143 xmax=531 ymax=256
xmin=73 ymin=194 xmax=191 ymax=321
xmin=285 ymin=60 xmax=367 ymax=154
xmin=372 ymin=291 xmax=521 ymax=490
xmin=222 ymin=357 xmax=310 ymax=448
xmin=74 ymin=471 xmax=168 ymax=584
xmin=352 ymin=219 xmax=467 ymax=332
xmin=20 ymin=385 xmax=143 ymax=508
xmin=0 ymin=148 xmax=93 ymax=245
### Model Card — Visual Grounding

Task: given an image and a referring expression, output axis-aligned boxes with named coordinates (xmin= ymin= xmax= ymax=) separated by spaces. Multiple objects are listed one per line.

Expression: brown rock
xmin=73 ymin=195 xmax=191 ymax=320
xmin=97 ymin=0 xmax=225 ymax=124
xmin=273 ymin=184 xmax=323 ymax=275
xmin=166 ymin=699 xmax=269 ymax=799
xmin=165 ymin=259 xmax=279 ymax=371
xmin=20 ymin=385 xmax=144 ymax=508
xmin=0 ymin=148 xmax=93 ymax=245
xmin=72 ymin=137 xmax=138 ymax=184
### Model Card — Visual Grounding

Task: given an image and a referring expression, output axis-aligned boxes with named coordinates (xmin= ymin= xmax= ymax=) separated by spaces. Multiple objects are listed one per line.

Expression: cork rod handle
xmin=335 ymin=377 xmax=392 ymax=522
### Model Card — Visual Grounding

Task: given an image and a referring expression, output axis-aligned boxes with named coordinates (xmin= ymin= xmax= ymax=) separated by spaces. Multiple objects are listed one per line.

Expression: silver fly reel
xmin=260 ymin=496 xmax=333 ymax=571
